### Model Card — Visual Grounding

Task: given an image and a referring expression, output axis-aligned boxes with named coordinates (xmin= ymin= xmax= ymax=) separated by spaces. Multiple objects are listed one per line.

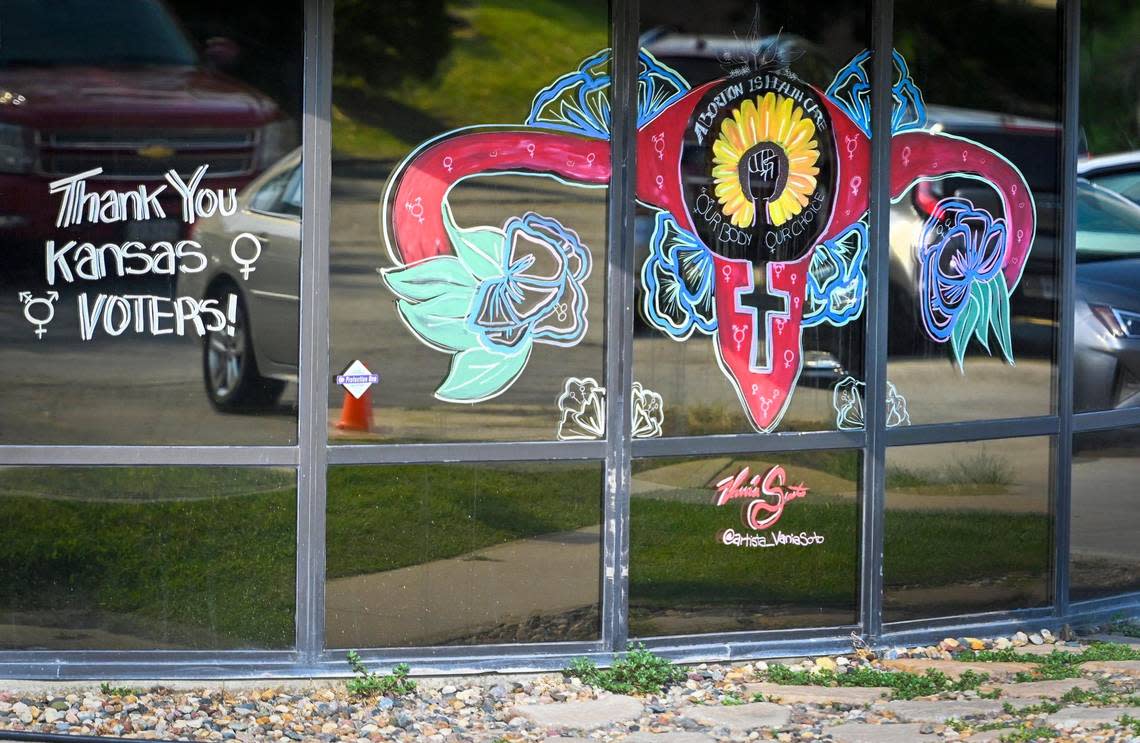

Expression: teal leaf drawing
xmin=435 ymin=341 xmax=533 ymax=402
xmin=989 ymin=271 xmax=1015 ymax=365
xmin=971 ymin=282 xmax=992 ymax=352
xmin=396 ymin=294 xmax=481 ymax=353
xmin=443 ymin=203 xmax=506 ymax=281
xmin=382 ymin=256 xmax=476 ymax=302
xmin=950 ymin=291 xmax=982 ymax=372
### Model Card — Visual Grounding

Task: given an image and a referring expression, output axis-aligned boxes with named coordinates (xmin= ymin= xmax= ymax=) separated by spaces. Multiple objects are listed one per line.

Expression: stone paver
xmin=1014 ymin=643 xmax=1084 ymax=656
xmin=881 ymin=699 xmax=1006 ymax=723
xmin=826 ymin=722 xmax=937 ymax=742
xmin=981 ymin=678 xmax=1098 ymax=698
xmin=880 ymin=658 xmax=1034 ymax=680
xmin=512 ymin=695 xmax=643 ymax=730
xmin=1045 ymin=705 xmax=1140 ymax=727
xmin=1082 ymin=660 xmax=1140 ymax=677
xmin=964 ymin=729 xmax=1017 ymax=743
xmin=623 ymin=733 xmax=716 ymax=742
xmin=678 ymin=701 xmax=791 ymax=732
xmin=741 ymin=682 xmax=892 ymax=705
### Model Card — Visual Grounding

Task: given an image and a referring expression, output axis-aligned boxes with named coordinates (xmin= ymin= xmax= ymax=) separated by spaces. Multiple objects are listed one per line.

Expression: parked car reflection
xmin=1078 ymin=150 xmax=1140 ymax=206
xmin=0 ymin=0 xmax=294 ymax=273
xmin=1074 ymin=180 xmax=1140 ymax=411
xmin=178 ymin=150 xmax=300 ymax=410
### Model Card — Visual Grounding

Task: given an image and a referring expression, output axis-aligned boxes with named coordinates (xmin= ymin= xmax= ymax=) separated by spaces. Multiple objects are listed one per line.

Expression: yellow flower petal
xmin=715 ymin=181 xmax=742 ymax=199
xmin=732 ymin=201 xmax=755 ymax=228
xmin=768 ymin=199 xmax=787 ymax=226
xmin=712 ymin=137 xmax=740 ymax=164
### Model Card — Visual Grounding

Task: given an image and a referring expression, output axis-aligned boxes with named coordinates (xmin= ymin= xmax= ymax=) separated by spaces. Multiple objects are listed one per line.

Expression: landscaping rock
xmin=512 ymin=695 xmax=643 ymax=730
xmin=678 ymin=701 xmax=791 ymax=732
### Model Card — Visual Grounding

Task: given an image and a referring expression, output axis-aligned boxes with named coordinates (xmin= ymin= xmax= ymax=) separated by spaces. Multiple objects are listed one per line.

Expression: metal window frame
xmin=2 ymin=0 xmax=1136 ymax=681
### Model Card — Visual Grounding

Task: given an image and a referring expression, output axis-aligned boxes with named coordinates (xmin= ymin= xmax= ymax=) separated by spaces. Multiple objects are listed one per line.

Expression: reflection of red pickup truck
xmin=0 ymin=0 xmax=293 ymax=259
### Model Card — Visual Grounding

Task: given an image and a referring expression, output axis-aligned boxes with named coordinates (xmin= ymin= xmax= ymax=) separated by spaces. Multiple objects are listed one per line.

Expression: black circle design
xmin=681 ymin=71 xmax=836 ymax=263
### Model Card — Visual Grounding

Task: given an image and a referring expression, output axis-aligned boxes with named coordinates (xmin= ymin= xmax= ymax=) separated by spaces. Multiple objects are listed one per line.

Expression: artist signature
xmin=714 ymin=465 xmax=809 ymax=530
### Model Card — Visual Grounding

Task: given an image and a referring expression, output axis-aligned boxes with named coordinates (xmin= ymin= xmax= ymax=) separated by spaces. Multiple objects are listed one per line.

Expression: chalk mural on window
xmin=15 ymin=165 xmax=260 ymax=341
xmin=380 ymin=46 xmax=1035 ymax=430
xmin=832 ymin=375 xmax=911 ymax=431
xmin=554 ymin=376 xmax=664 ymax=441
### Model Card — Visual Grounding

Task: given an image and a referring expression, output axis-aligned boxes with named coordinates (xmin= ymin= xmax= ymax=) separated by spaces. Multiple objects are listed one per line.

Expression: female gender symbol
xmin=230 ymin=233 xmax=263 ymax=280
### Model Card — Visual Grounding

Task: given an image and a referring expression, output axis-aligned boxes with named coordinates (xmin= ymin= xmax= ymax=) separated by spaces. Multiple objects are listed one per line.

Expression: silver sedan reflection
xmin=178 ymin=149 xmax=301 ymax=410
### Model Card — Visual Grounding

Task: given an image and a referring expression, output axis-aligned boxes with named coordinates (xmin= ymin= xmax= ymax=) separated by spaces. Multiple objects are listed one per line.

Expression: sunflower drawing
xmin=712 ymin=92 xmax=821 ymax=229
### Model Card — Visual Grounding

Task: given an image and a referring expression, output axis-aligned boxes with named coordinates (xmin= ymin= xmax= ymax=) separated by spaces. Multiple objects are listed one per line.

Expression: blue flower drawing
xmin=467 ymin=212 xmax=591 ymax=351
xmin=381 ymin=206 xmax=591 ymax=403
xmin=804 ymin=220 xmax=868 ymax=328
xmin=527 ymin=48 xmax=690 ymax=139
xmin=826 ymin=50 xmax=926 ymax=137
xmin=640 ymin=210 xmax=716 ymax=339
xmin=917 ymin=197 xmax=1014 ymax=370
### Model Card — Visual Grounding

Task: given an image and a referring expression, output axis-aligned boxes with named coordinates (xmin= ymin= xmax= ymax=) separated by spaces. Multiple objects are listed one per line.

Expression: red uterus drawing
xmin=384 ymin=64 xmax=1034 ymax=432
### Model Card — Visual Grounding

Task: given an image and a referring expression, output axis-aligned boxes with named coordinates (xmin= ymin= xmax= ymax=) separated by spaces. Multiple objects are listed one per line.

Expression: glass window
xmin=0 ymin=466 xmax=296 ymax=650
xmin=886 ymin=1 xmax=1062 ymax=424
xmin=328 ymin=1 xmax=610 ymax=443
xmin=630 ymin=450 xmax=860 ymax=636
xmin=884 ymin=438 xmax=1052 ymax=623
xmin=1074 ymin=2 xmax=1140 ymax=413
xmin=326 ymin=462 xmax=602 ymax=648
xmin=633 ymin=2 xmax=871 ymax=436
xmin=0 ymin=0 xmax=303 ymax=445
xmin=1070 ymin=427 xmax=1140 ymax=601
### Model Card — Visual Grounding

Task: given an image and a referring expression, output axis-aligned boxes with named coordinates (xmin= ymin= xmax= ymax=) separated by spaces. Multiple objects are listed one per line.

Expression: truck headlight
xmin=256 ymin=119 xmax=297 ymax=170
xmin=0 ymin=123 xmax=33 ymax=174
xmin=1091 ymin=304 xmax=1140 ymax=339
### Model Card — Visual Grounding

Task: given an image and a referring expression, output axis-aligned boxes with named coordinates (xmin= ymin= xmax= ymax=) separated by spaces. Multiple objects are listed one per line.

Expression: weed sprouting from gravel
xmin=564 ymin=644 xmax=686 ymax=694
xmin=345 ymin=651 xmax=416 ymax=697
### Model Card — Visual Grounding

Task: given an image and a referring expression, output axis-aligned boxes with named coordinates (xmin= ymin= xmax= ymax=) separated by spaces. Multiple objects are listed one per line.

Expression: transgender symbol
xmin=18 ymin=291 xmax=60 ymax=339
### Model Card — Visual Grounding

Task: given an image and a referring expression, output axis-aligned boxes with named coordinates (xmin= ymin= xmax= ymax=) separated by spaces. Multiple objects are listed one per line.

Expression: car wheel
xmin=202 ymin=287 xmax=285 ymax=411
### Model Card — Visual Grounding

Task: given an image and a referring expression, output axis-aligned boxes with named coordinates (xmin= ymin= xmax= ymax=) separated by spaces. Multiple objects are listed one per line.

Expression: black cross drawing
xmin=733 ymin=264 xmax=788 ymax=369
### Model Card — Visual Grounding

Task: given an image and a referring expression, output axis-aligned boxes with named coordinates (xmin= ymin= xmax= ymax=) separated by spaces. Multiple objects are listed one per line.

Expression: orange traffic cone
xmin=336 ymin=388 xmax=373 ymax=432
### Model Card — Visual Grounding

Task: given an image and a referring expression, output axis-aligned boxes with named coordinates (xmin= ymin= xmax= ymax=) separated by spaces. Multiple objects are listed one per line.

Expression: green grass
xmin=0 ymin=466 xmax=292 ymax=501
xmin=764 ymin=663 xmax=990 ymax=700
xmin=959 ymin=643 xmax=1140 ymax=682
xmin=630 ymin=495 xmax=1049 ymax=610
xmin=0 ymin=461 xmax=1051 ymax=649
xmin=0 ymin=468 xmax=297 ymax=648
xmin=886 ymin=452 xmax=1015 ymax=495
xmin=325 ymin=463 xmax=601 ymax=579
xmin=1106 ymin=615 xmax=1140 ymax=638
xmin=333 ymin=0 xmax=609 ymax=159
xmin=0 ymin=463 xmax=602 ymax=649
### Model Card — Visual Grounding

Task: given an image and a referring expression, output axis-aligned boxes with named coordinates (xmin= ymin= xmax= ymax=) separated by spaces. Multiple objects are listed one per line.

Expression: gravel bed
xmin=3 ymin=626 xmax=1140 ymax=742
